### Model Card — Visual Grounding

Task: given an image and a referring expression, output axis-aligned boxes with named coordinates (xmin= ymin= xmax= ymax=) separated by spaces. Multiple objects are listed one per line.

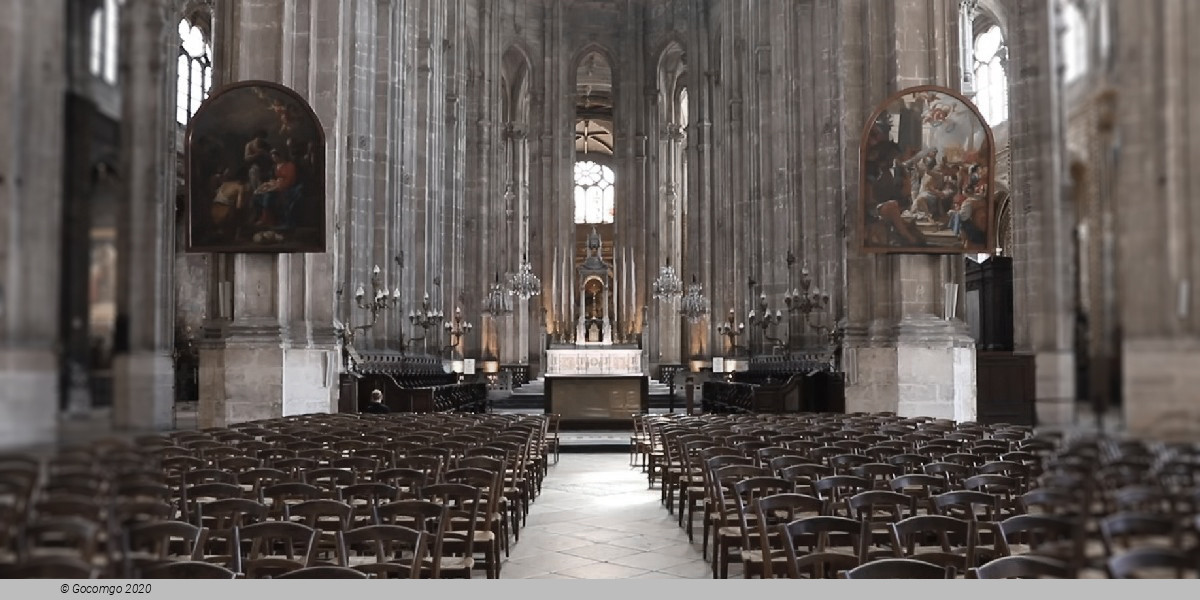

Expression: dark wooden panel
xmin=977 ymin=351 xmax=1035 ymax=426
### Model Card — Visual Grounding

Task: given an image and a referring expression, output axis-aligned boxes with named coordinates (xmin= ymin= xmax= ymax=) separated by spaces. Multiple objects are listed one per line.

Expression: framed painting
xmin=185 ymin=80 xmax=326 ymax=253
xmin=860 ymin=85 xmax=995 ymax=254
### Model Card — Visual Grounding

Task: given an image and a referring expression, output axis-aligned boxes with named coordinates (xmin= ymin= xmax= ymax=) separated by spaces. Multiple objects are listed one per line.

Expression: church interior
xmin=2 ymin=0 xmax=1199 ymax=580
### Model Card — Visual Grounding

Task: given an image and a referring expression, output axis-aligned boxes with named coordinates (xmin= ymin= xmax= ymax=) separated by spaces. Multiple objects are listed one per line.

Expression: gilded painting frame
xmin=185 ymin=80 xmax=326 ymax=253
xmin=859 ymin=85 xmax=996 ymax=255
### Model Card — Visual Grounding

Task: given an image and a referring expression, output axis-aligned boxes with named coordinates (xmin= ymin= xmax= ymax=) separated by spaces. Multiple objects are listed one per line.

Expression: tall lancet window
xmin=677 ymin=86 xmax=688 ymax=211
xmin=88 ymin=0 xmax=121 ymax=84
xmin=1061 ymin=1 xmax=1089 ymax=84
xmin=177 ymin=20 xmax=212 ymax=124
xmin=973 ymin=25 xmax=1009 ymax=126
xmin=573 ymin=161 xmax=615 ymax=224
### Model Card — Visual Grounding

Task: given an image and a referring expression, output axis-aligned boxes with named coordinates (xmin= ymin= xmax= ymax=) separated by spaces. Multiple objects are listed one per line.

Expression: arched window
xmin=177 ymin=20 xmax=212 ymax=124
xmin=973 ymin=25 xmax=1009 ymax=126
xmin=88 ymin=0 xmax=121 ymax=84
xmin=1061 ymin=2 xmax=1088 ymax=83
xmin=679 ymin=87 xmax=689 ymax=130
xmin=573 ymin=161 xmax=615 ymax=224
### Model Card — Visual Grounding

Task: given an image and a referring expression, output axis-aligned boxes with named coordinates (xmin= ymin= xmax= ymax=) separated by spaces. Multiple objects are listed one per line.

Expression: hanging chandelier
xmin=652 ymin=258 xmax=684 ymax=300
xmin=508 ymin=253 xmax=542 ymax=300
xmin=484 ymin=272 xmax=513 ymax=315
xmin=679 ymin=274 xmax=710 ymax=323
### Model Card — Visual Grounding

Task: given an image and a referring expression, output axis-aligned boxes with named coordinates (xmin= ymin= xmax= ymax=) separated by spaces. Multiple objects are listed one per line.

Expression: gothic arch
xmin=655 ymin=39 xmax=687 ymax=122
xmin=502 ymin=44 xmax=533 ymax=127
xmin=569 ymin=43 xmax=620 ymax=114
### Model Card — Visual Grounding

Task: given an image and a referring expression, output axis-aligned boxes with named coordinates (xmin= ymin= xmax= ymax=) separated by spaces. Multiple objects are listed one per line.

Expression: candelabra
xmin=748 ymin=292 xmax=786 ymax=353
xmin=408 ymin=293 xmax=444 ymax=354
xmin=344 ymin=265 xmax=401 ymax=346
xmin=652 ymin=258 xmax=684 ymax=300
xmin=443 ymin=306 xmax=474 ymax=357
xmin=782 ymin=260 xmax=835 ymax=346
xmin=679 ymin=275 xmax=710 ymax=323
xmin=715 ymin=308 xmax=746 ymax=356
xmin=508 ymin=253 xmax=542 ymax=300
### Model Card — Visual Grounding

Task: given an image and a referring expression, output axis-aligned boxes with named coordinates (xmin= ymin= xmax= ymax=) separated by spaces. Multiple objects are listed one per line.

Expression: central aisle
xmin=500 ymin=453 xmax=711 ymax=579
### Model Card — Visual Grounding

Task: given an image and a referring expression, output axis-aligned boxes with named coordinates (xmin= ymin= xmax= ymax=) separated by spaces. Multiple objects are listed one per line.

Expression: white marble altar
xmin=545 ymin=348 xmax=644 ymax=376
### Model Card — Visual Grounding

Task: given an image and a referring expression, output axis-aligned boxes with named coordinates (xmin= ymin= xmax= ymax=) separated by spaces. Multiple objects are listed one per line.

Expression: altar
xmin=540 ymin=227 xmax=648 ymax=423
xmin=545 ymin=348 xmax=643 ymax=376
xmin=544 ymin=348 xmax=647 ymax=420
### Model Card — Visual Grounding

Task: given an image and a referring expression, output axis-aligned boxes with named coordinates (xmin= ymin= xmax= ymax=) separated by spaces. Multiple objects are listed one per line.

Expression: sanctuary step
xmin=496 ymin=377 xmax=682 ymax=411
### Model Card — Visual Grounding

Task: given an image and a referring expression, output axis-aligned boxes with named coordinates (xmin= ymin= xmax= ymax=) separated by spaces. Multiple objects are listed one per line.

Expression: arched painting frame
xmin=185 ymin=80 xmax=326 ymax=253
xmin=859 ymin=85 xmax=995 ymax=255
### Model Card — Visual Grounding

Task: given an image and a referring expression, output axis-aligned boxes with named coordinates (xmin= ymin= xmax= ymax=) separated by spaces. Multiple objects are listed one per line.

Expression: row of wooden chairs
xmin=642 ymin=411 xmax=1200 ymax=578
xmin=0 ymin=411 xmax=559 ymax=579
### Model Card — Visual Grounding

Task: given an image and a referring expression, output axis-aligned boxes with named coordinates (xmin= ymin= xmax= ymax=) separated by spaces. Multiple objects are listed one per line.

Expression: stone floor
xmin=501 ymin=453 xmax=714 ymax=579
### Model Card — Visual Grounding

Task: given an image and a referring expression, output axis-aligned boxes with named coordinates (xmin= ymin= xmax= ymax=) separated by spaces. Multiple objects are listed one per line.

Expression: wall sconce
xmin=443 ymin=306 xmax=473 ymax=357
xmin=715 ymin=308 xmax=746 ymax=356
xmin=748 ymin=292 xmax=785 ymax=353
xmin=343 ymin=264 xmax=401 ymax=346
xmin=408 ymin=293 xmax=444 ymax=354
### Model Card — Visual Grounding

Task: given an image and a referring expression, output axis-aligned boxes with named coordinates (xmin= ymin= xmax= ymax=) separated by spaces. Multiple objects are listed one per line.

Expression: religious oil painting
xmin=185 ymin=80 xmax=325 ymax=253
xmin=860 ymin=85 xmax=995 ymax=254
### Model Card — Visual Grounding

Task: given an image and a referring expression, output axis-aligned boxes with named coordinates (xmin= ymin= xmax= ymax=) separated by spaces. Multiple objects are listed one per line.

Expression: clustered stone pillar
xmin=197 ymin=0 xmax=341 ymax=427
xmin=0 ymin=1 xmax=67 ymax=448
xmin=842 ymin=0 xmax=977 ymax=422
xmin=1113 ymin=0 xmax=1200 ymax=440
xmin=1007 ymin=0 xmax=1075 ymax=426
xmin=112 ymin=0 xmax=177 ymax=431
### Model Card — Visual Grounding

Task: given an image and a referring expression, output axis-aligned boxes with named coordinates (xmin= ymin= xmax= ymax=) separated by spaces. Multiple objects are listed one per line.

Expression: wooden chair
xmin=1099 ymin=512 xmax=1181 ymax=558
xmin=995 ymin=513 xmax=1085 ymax=577
xmin=422 ymin=482 xmax=481 ymax=579
xmin=18 ymin=517 xmax=101 ymax=566
xmin=5 ymin=556 xmax=97 ymax=579
xmin=843 ymin=557 xmax=955 ymax=579
xmin=121 ymin=520 xmax=208 ymax=578
xmin=888 ymin=514 xmax=977 ymax=572
xmin=777 ymin=516 xmax=867 ymax=579
xmin=969 ymin=555 xmax=1072 ymax=579
xmin=341 ymin=482 xmax=399 ymax=528
xmin=707 ymin=464 xmax=770 ymax=575
xmin=236 ymin=521 xmax=317 ymax=579
xmin=726 ymin=477 xmax=794 ymax=578
xmin=285 ymin=499 xmax=354 ymax=565
xmin=337 ymin=524 xmax=429 ymax=579
xmin=847 ymin=490 xmax=914 ymax=558
xmin=274 ymin=565 xmax=368 ymax=578
xmin=1107 ymin=547 xmax=1197 ymax=579
xmin=261 ymin=482 xmax=325 ymax=520
xmin=442 ymin=466 xmax=504 ymax=578
xmin=142 ymin=560 xmax=237 ymax=579
xmin=698 ymin=456 xmax=756 ymax=559
xmin=813 ymin=475 xmax=872 ymax=518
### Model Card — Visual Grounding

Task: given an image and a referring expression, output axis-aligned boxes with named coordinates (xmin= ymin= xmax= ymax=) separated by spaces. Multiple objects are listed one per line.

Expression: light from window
xmin=679 ymin=88 xmax=689 ymax=129
xmin=88 ymin=0 xmax=121 ymax=84
xmin=973 ymin=25 xmax=1009 ymax=126
xmin=573 ymin=161 xmax=615 ymax=224
xmin=177 ymin=20 xmax=213 ymax=124
xmin=1061 ymin=2 xmax=1088 ymax=83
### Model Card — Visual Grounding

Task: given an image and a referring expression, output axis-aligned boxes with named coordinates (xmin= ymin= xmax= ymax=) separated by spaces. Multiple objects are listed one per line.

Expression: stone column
xmin=843 ymin=0 xmax=977 ymax=422
xmin=0 ymin=1 xmax=67 ymax=448
xmin=112 ymin=0 xmax=177 ymax=431
xmin=198 ymin=0 xmax=340 ymax=427
xmin=1113 ymin=0 xmax=1200 ymax=440
xmin=1008 ymin=0 xmax=1074 ymax=425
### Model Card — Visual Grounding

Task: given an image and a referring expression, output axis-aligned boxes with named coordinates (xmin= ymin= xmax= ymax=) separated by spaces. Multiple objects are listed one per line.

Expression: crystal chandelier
xmin=652 ymin=258 xmax=684 ymax=300
xmin=679 ymin=274 xmax=710 ymax=323
xmin=484 ymin=272 xmax=513 ymax=315
xmin=508 ymin=253 xmax=542 ymax=300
